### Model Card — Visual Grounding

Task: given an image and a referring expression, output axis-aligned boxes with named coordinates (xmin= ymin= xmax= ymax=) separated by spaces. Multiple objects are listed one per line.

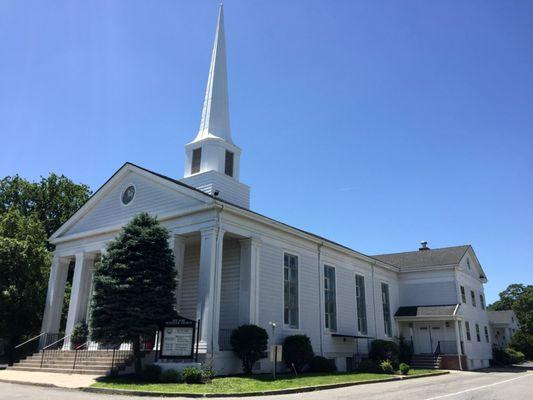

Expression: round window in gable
xmin=121 ymin=185 xmax=136 ymax=205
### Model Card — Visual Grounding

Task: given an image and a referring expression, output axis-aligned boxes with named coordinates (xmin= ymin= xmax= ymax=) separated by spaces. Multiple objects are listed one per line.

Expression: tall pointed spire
xmin=182 ymin=5 xmax=250 ymax=208
xmin=194 ymin=4 xmax=232 ymax=144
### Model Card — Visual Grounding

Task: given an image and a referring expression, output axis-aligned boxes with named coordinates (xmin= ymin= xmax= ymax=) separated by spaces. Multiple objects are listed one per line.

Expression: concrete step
xmin=10 ymin=366 xmax=111 ymax=375
xmin=19 ymin=361 xmax=118 ymax=369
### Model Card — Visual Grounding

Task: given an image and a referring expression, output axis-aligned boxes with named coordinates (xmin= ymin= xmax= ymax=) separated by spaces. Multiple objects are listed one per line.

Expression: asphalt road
xmin=0 ymin=367 xmax=532 ymax=400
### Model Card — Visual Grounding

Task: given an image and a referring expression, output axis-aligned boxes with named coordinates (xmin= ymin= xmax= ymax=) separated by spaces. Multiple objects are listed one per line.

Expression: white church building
xmin=35 ymin=6 xmax=493 ymax=374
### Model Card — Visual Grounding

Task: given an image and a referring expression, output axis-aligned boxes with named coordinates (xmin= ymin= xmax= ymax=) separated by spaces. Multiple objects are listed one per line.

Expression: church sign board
xmin=160 ymin=316 xmax=196 ymax=359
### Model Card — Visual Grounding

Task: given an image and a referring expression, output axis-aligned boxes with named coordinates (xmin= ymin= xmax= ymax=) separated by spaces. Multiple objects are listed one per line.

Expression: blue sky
xmin=1 ymin=1 xmax=532 ymax=303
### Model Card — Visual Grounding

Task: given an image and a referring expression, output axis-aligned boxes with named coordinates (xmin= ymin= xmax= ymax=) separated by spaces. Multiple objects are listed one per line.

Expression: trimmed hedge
xmin=369 ymin=339 xmax=399 ymax=365
xmin=230 ymin=324 xmax=269 ymax=374
xmin=283 ymin=335 xmax=314 ymax=373
xmin=309 ymin=356 xmax=337 ymax=373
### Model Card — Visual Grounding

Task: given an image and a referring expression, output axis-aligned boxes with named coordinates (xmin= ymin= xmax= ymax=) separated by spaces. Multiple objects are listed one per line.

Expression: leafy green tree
xmin=0 ymin=210 xmax=50 ymax=363
xmin=488 ymin=283 xmax=533 ymax=333
xmin=0 ymin=173 xmax=91 ymax=243
xmin=488 ymin=284 xmax=528 ymax=312
xmin=90 ymin=213 xmax=177 ymax=374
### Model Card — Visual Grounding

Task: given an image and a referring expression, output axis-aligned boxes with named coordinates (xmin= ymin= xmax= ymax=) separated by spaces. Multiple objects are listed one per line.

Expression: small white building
xmin=488 ymin=310 xmax=520 ymax=349
xmin=36 ymin=6 xmax=493 ymax=373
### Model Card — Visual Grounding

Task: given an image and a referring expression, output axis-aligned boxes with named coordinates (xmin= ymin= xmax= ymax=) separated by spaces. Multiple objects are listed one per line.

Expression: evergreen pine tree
xmin=90 ymin=212 xmax=177 ymax=373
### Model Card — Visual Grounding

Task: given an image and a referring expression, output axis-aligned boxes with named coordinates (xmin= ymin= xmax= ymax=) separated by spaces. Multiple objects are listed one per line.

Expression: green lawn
xmin=92 ymin=369 xmax=441 ymax=394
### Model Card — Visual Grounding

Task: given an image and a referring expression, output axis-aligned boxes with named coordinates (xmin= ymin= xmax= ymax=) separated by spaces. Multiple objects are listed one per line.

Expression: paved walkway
xmin=0 ymin=369 xmax=100 ymax=388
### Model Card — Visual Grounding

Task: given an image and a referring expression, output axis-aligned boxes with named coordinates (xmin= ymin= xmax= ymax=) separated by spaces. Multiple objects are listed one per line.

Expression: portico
xmin=396 ymin=304 xmax=465 ymax=370
xmin=40 ymin=219 xmax=261 ymax=358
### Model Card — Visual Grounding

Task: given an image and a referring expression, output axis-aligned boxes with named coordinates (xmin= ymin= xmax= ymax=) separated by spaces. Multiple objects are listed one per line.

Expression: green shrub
xmin=398 ymin=336 xmax=413 ymax=364
xmin=309 ymin=356 xmax=337 ymax=372
xmin=182 ymin=366 xmax=204 ymax=384
xmin=71 ymin=321 xmax=89 ymax=347
xmin=201 ymin=361 xmax=216 ymax=382
xmin=506 ymin=348 xmax=525 ymax=364
xmin=379 ymin=359 xmax=394 ymax=374
xmin=369 ymin=340 xmax=399 ymax=364
xmin=357 ymin=359 xmax=381 ymax=373
xmin=160 ymin=369 xmax=182 ymax=383
xmin=493 ymin=347 xmax=525 ymax=365
xmin=230 ymin=324 xmax=268 ymax=374
xmin=399 ymin=363 xmax=410 ymax=375
xmin=142 ymin=364 xmax=162 ymax=382
xmin=283 ymin=334 xmax=314 ymax=373
xmin=510 ymin=329 xmax=533 ymax=359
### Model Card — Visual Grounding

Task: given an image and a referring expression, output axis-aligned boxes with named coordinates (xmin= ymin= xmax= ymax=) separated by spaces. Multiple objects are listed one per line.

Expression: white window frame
xmin=381 ymin=282 xmax=392 ymax=337
xmin=282 ymin=251 xmax=300 ymax=330
xmin=465 ymin=321 xmax=471 ymax=341
xmin=355 ymin=274 xmax=368 ymax=335
xmin=323 ymin=264 xmax=337 ymax=332
xmin=460 ymin=285 xmax=467 ymax=303
xmin=471 ymin=290 xmax=477 ymax=307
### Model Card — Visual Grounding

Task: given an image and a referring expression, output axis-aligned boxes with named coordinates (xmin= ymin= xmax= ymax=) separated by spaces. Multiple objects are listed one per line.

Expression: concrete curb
xmin=81 ymin=371 xmax=450 ymax=398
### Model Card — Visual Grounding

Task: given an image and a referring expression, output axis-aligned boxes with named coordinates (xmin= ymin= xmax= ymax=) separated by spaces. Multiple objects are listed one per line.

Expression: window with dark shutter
xmin=191 ymin=148 xmax=202 ymax=174
xmin=225 ymin=150 xmax=234 ymax=177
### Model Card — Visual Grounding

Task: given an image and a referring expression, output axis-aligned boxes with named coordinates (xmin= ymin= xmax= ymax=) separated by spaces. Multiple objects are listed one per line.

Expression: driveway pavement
xmin=0 ymin=366 xmax=531 ymax=400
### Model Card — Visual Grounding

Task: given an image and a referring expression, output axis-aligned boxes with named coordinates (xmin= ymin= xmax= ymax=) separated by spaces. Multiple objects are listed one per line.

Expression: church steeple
xmin=181 ymin=5 xmax=250 ymax=209
xmin=194 ymin=4 xmax=232 ymax=144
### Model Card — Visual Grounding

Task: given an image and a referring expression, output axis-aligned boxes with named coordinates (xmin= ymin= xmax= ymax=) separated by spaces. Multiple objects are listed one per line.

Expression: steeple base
xmin=181 ymin=171 xmax=250 ymax=209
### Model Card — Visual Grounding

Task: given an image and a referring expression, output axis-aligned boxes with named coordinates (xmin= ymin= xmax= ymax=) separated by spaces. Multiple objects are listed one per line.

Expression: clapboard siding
xmin=400 ymin=281 xmax=458 ymax=306
xmin=219 ymin=239 xmax=241 ymax=331
xmin=182 ymin=170 xmax=250 ymax=208
xmin=180 ymin=243 xmax=200 ymax=320
xmin=65 ymin=171 xmax=203 ymax=235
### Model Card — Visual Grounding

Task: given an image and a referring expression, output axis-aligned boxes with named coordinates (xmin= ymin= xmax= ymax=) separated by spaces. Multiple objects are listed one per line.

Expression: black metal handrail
xmin=434 ymin=341 xmax=441 ymax=356
xmin=12 ymin=332 xmax=59 ymax=365
xmin=40 ymin=334 xmax=71 ymax=367
xmin=14 ymin=333 xmax=45 ymax=350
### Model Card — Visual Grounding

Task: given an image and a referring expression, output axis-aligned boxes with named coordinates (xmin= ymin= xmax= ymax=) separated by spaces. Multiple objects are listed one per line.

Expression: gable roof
xmin=372 ymin=245 xmax=471 ymax=268
xmin=50 ymin=162 xmax=398 ymax=271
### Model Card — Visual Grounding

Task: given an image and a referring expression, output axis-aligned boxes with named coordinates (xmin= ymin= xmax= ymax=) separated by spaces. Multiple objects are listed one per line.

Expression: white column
xmin=454 ymin=319 xmax=463 ymax=370
xmin=40 ymin=256 xmax=69 ymax=345
xmin=171 ymin=235 xmax=186 ymax=312
xmin=196 ymin=227 xmax=218 ymax=353
xmin=238 ymin=237 xmax=262 ymax=325
xmin=64 ymin=253 xmax=95 ymax=338
xmin=211 ymin=230 xmax=225 ymax=352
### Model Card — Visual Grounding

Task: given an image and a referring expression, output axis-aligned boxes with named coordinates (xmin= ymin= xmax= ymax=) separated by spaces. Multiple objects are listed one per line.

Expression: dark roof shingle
xmin=372 ymin=245 xmax=470 ymax=268
xmin=395 ymin=304 xmax=459 ymax=318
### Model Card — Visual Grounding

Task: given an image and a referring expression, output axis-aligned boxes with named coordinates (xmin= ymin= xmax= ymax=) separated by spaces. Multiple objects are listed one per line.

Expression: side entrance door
xmin=415 ymin=326 xmax=432 ymax=353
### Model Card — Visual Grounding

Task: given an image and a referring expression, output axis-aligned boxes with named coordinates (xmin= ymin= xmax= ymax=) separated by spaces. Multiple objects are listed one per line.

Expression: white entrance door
xmin=430 ymin=325 xmax=443 ymax=353
xmin=416 ymin=326 xmax=432 ymax=353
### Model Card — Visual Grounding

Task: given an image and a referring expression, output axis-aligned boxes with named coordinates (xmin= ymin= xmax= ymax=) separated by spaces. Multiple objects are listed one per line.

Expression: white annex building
xmin=30 ymin=6 xmax=493 ymax=374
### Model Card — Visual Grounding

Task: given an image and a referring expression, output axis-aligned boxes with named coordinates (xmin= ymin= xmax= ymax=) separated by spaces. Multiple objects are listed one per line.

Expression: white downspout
xmin=317 ymin=242 xmax=324 ymax=356
xmin=372 ymin=264 xmax=378 ymax=339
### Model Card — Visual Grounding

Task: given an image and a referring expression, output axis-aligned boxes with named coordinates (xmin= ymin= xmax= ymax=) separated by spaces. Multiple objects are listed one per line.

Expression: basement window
xmin=191 ymin=148 xmax=202 ymax=174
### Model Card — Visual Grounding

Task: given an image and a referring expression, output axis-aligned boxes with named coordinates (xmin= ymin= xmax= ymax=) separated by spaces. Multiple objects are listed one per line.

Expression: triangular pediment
xmin=51 ymin=163 xmax=211 ymax=241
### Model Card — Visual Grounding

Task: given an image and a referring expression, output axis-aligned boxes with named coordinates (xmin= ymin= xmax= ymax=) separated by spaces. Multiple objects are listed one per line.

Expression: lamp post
xmin=269 ymin=322 xmax=277 ymax=379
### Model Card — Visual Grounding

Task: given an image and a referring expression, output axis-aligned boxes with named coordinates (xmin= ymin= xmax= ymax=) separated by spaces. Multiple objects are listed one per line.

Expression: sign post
xmin=160 ymin=316 xmax=196 ymax=359
xmin=269 ymin=345 xmax=282 ymax=379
